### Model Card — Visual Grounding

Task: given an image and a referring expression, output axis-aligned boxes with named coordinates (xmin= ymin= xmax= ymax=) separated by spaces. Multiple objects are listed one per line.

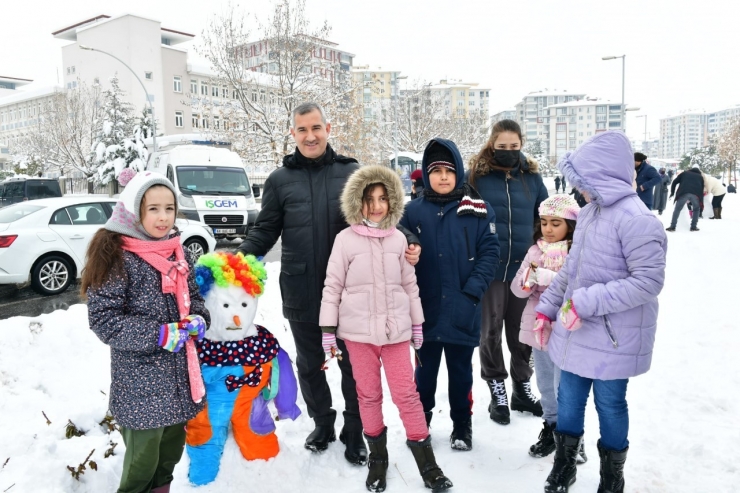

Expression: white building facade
xmin=512 ymin=89 xmax=586 ymax=153
xmin=546 ymin=98 xmax=625 ymax=159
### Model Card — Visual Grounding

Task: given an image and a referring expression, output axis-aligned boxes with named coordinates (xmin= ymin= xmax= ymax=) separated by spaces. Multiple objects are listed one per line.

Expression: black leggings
xmin=712 ymin=194 xmax=725 ymax=208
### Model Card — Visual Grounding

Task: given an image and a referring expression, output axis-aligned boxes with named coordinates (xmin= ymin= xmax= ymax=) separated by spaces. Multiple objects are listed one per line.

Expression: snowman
xmin=186 ymin=252 xmax=300 ymax=486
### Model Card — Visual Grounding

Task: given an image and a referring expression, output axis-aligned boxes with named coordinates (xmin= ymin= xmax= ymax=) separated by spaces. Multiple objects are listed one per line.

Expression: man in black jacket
xmin=237 ymin=103 xmax=420 ymax=465
xmin=667 ymin=167 xmax=704 ymax=232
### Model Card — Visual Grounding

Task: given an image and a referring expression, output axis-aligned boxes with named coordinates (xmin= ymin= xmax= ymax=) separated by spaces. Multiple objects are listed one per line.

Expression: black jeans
xmin=288 ymin=320 xmax=362 ymax=431
xmin=415 ymin=341 xmax=476 ymax=423
xmin=712 ymin=194 xmax=725 ymax=208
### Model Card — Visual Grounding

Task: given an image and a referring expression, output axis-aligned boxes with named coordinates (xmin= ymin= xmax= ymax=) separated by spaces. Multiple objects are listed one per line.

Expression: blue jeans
xmin=556 ymin=370 xmax=629 ymax=451
xmin=533 ymin=348 xmax=560 ymax=426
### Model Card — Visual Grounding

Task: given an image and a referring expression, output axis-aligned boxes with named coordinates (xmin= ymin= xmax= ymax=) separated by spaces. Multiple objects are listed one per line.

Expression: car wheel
xmin=184 ymin=237 xmax=208 ymax=259
xmin=31 ymin=255 xmax=73 ymax=295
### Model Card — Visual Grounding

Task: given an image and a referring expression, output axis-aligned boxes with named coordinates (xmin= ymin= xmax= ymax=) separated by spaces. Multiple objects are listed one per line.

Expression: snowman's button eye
xmin=242 ymin=302 xmax=247 ymax=307
xmin=223 ymin=303 xmax=229 ymax=308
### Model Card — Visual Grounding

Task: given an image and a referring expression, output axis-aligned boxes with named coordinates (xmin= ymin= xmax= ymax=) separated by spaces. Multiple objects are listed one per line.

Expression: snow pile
xmin=0 ymin=197 xmax=738 ymax=492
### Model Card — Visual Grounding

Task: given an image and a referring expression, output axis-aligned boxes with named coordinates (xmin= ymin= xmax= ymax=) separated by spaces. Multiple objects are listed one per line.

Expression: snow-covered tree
xmin=718 ymin=117 xmax=740 ymax=183
xmin=685 ymin=139 xmax=722 ymax=176
xmin=196 ymin=0 xmax=362 ymax=168
xmin=523 ymin=138 xmax=551 ymax=171
xmin=13 ymin=82 xmax=102 ymax=191
xmin=93 ymin=77 xmax=148 ymax=185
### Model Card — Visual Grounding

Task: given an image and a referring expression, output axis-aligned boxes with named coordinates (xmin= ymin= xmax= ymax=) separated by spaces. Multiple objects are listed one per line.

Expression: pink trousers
xmin=344 ymin=340 xmax=429 ymax=441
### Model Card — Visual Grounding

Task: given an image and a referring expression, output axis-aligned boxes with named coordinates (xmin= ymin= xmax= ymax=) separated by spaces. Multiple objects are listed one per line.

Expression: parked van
xmin=0 ymin=177 xmax=63 ymax=208
xmin=146 ymin=145 xmax=260 ymax=240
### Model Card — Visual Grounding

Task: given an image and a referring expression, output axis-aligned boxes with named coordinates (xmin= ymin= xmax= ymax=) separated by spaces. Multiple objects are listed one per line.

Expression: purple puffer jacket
xmin=536 ymin=131 xmax=668 ymax=380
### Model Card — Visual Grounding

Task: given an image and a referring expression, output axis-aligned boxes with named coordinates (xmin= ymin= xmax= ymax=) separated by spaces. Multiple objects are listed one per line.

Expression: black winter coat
xmin=466 ymin=156 xmax=548 ymax=282
xmin=671 ymin=168 xmax=705 ymax=203
xmin=653 ymin=174 xmax=670 ymax=211
xmin=237 ymin=145 xmax=359 ymax=323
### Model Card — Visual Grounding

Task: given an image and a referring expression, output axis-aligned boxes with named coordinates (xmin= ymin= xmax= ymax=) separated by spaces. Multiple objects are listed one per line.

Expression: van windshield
xmin=27 ymin=180 xmax=62 ymax=200
xmin=176 ymin=167 xmax=252 ymax=195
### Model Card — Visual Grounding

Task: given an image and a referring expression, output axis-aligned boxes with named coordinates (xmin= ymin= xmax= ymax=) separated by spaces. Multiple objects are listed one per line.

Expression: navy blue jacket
xmin=400 ymin=138 xmax=500 ymax=347
xmin=635 ymin=161 xmax=662 ymax=209
xmin=465 ymin=155 xmax=548 ymax=282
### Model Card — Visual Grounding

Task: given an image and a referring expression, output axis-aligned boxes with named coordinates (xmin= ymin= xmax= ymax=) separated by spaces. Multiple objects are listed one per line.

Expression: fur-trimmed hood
xmin=341 ymin=165 xmax=405 ymax=229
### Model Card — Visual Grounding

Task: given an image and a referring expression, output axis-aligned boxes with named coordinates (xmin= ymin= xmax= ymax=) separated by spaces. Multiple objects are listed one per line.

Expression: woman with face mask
xmin=466 ymin=119 xmax=549 ymax=427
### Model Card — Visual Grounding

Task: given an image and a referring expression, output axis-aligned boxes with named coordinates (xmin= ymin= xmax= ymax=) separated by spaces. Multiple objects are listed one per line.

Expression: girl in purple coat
xmin=535 ymin=131 xmax=667 ymax=493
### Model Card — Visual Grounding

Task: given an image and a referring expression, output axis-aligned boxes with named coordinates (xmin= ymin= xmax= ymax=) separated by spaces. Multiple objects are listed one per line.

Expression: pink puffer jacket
xmin=511 ymin=243 xmax=564 ymax=351
xmin=319 ymin=225 xmax=424 ymax=346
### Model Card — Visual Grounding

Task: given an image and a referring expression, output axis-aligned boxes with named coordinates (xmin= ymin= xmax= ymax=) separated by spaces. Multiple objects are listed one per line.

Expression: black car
xmin=0 ymin=178 xmax=63 ymax=207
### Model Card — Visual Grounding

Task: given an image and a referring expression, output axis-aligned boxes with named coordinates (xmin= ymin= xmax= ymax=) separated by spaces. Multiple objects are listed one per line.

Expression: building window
xmin=191 ymin=80 xmax=197 ymax=93
xmin=222 ymin=87 xmax=228 ymax=98
xmin=175 ymin=111 xmax=183 ymax=128
xmin=214 ymin=116 xmax=220 ymax=129
xmin=202 ymin=117 xmax=209 ymax=129
xmin=192 ymin=114 xmax=200 ymax=128
xmin=145 ymin=72 xmax=153 ymax=80
xmin=173 ymin=76 xmax=182 ymax=93
xmin=201 ymin=83 xmax=208 ymax=96
xmin=252 ymin=90 xmax=257 ymax=102
xmin=212 ymin=85 xmax=218 ymax=97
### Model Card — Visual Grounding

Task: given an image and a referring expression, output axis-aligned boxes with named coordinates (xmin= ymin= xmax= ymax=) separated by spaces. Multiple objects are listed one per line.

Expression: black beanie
xmin=425 ymin=142 xmax=456 ymax=173
xmin=634 ymin=152 xmax=647 ymax=162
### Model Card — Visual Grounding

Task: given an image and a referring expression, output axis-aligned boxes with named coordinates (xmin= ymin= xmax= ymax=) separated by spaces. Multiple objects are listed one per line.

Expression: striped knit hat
xmin=425 ymin=142 xmax=456 ymax=173
xmin=538 ymin=195 xmax=580 ymax=220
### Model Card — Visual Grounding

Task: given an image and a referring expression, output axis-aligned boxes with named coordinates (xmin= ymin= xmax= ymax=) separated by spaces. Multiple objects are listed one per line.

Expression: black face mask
xmin=493 ymin=149 xmax=521 ymax=168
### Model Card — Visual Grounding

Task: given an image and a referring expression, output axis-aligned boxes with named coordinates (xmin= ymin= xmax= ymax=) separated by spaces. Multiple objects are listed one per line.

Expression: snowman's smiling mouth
xmin=225 ymin=327 xmax=242 ymax=330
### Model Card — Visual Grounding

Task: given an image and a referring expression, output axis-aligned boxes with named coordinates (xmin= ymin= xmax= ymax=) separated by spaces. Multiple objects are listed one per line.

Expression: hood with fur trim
xmin=341 ymin=165 xmax=405 ymax=229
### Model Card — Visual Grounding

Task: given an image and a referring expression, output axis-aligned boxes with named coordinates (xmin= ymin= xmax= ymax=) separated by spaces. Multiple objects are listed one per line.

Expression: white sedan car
xmin=0 ymin=196 xmax=216 ymax=295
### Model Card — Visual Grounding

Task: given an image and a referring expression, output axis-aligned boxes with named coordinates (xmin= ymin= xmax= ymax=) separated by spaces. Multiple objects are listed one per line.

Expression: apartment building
xmin=405 ymin=79 xmax=490 ymax=120
xmin=707 ymin=105 xmax=740 ymax=139
xmin=546 ymin=98 xmax=625 ymax=159
xmin=659 ymin=111 xmax=708 ymax=159
xmin=240 ymin=36 xmax=354 ymax=84
xmin=514 ymin=89 xmax=586 ymax=146
xmin=352 ymin=66 xmax=403 ymax=122
xmin=491 ymin=109 xmax=516 ymax=125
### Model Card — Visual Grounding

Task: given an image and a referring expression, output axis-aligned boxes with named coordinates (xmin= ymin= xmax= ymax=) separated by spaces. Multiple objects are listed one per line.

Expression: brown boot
xmin=710 ymin=208 xmax=719 ymax=219
xmin=718 ymin=207 xmax=722 ymax=219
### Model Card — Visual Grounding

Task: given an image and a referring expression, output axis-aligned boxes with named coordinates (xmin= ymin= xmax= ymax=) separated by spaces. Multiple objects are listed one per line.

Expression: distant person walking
xmin=561 ymin=175 xmax=566 ymax=192
xmin=554 ymin=176 xmax=561 ymax=194
xmin=634 ymin=153 xmax=661 ymax=210
xmin=652 ymin=168 xmax=670 ymax=215
xmin=727 ymin=183 xmax=737 ymax=193
xmin=666 ymin=167 xmax=705 ymax=232
xmin=703 ymin=173 xmax=727 ymax=219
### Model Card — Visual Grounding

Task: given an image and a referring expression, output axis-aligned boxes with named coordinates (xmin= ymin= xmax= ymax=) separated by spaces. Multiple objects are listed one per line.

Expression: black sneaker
xmin=690 ymin=227 xmax=700 ymax=232
xmin=529 ymin=421 xmax=556 ymax=458
xmin=450 ymin=419 xmax=472 ymax=451
xmin=511 ymin=379 xmax=543 ymax=417
xmin=666 ymin=227 xmax=676 ymax=232
xmin=487 ymin=379 xmax=510 ymax=425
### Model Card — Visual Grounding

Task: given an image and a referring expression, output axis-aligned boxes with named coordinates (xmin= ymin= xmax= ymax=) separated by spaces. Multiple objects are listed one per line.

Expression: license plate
xmin=214 ymin=228 xmax=236 ymax=234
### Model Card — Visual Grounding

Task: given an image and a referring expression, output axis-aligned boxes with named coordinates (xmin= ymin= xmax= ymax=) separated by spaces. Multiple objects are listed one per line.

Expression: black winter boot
xmin=340 ymin=428 xmax=368 ymax=465
xmin=304 ymin=424 xmax=336 ymax=452
xmin=544 ymin=431 xmax=582 ymax=493
xmin=529 ymin=421 xmax=555 ymax=458
xmin=487 ymin=379 xmax=510 ymax=425
xmin=718 ymin=207 xmax=723 ymax=219
xmin=511 ymin=379 xmax=543 ymax=417
xmin=364 ymin=428 xmax=388 ymax=492
xmin=450 ymin=419 xmax=472 ymax=451
xmin=407 ymin=436 xmax=453 ymax=492
xmin=597 ymin=440 xmax=628 ymax=493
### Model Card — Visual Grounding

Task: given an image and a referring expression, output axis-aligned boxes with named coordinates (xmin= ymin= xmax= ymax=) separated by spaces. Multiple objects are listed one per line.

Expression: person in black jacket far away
xmin=236 ymin=102 xmax=421 ymax=466
xmin=666 ymin=167 xmax=705 ymax=232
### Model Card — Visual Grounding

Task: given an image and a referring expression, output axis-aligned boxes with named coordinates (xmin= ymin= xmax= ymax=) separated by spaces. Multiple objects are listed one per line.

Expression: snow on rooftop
xmin=0 ymin=85 xmax=63 ymax=106
xmin=547 ymin=98 xmax=623 ymax=108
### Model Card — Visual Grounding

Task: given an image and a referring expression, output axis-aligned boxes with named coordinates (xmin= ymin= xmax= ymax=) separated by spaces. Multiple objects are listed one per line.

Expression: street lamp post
xmin=79 ymin=44 xmax=157 ymax=153
xmin=602 ymin=55 xmax=626 ymax=132
xmin=392 ymin=74 xmax=408 ymax=170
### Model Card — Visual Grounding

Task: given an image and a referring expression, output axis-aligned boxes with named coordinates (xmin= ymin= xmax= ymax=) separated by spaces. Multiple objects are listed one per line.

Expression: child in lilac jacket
xmin=535 ymin=131 xmax=667 ymax=493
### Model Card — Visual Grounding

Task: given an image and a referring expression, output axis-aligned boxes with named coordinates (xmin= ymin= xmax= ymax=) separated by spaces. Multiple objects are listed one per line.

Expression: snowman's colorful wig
xmin=194 ymin=252 xmax=267 ymax=298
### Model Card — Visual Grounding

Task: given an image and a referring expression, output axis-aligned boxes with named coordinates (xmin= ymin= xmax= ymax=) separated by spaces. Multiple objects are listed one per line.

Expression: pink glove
xmin=533 ymin=313 xmax=552 ymax=348
xmin=411 ymin=325 xmax=423 ymax=350
xmin=559 ymin=299 xmax=582 ymax=331
xmin=321 ymin=331 xmax=339 ymax=358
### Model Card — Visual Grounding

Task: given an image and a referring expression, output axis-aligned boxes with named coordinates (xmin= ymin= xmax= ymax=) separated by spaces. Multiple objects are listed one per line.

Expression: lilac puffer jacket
xmin=536 ymin=132 xmax=668 ymax=380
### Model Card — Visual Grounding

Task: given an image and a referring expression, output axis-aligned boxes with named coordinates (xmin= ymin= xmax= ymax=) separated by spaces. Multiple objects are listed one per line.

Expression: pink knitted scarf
xmin=121 ymin=236 xmax=205 ymax=403
xmin=536 ymin=238 xmax=569 ymax=271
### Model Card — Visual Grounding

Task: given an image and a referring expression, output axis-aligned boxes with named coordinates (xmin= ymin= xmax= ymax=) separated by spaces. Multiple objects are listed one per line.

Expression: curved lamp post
xmin=79 ymin=44 xmax=157 ymax=152
xmin=602 ymin=55 xmax=626 ymax=132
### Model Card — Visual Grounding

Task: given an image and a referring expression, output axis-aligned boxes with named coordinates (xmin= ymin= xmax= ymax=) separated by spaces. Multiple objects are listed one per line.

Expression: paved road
xmin=0 ymin=238 xmax=283 ymax=320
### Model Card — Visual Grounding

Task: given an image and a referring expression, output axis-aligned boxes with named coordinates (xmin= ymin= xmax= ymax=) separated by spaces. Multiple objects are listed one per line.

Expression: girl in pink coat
xmin=511 ymin=195 xmax=586 ymax=463
xmin=320 ymin=165 xmax=452 ymax=493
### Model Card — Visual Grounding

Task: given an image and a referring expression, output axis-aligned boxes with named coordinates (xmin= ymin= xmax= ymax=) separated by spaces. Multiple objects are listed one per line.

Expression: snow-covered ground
xmin=0 ymin=194 xmax=737 ymax=493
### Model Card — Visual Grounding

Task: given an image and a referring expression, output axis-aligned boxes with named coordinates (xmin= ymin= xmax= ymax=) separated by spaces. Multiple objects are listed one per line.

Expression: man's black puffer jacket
xmin=237 ymin=145 xmax=359 ymax=323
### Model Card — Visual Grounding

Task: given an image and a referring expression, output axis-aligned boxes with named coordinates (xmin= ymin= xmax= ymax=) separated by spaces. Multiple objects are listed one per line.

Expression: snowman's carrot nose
xmin=233 ymin=315 xmax=241 ymax=327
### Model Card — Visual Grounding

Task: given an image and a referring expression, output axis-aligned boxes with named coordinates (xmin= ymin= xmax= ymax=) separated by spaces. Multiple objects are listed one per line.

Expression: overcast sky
xmin=3 ymin=0 xmax=739 ymax=142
